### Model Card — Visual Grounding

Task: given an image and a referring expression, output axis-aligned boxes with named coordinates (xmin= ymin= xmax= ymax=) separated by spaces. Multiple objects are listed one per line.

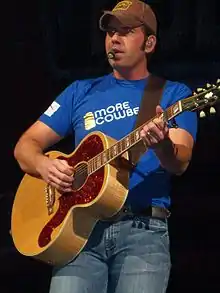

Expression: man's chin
xmin=111 ymin=62 xmax=132 ymax=70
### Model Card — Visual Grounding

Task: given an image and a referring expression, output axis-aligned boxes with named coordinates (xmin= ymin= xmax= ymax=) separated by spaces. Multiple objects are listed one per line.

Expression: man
xmin=14 ymin=1 xmax=197 ymax=292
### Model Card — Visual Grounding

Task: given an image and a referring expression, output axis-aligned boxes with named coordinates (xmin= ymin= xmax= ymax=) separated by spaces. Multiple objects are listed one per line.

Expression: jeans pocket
xmin=149 ymin=218 xmax=170 ymax=253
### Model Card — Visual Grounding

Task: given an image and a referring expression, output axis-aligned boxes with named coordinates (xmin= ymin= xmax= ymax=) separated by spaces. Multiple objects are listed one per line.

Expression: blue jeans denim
xmin=49 ymin=215 xmax=171 ymax=293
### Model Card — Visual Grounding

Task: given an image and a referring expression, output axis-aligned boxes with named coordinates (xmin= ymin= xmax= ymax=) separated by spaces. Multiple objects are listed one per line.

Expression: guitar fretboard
xmin=88 ymin=101 xmax=182 ymax=174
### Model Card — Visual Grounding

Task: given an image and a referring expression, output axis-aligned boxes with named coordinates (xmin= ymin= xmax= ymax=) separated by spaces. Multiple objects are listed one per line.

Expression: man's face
xmin=105 ymin=17 xmax=149 ymax=70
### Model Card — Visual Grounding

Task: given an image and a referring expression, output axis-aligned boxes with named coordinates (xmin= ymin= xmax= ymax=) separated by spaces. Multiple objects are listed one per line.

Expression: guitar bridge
xmin=45 ymin=184 xmax=55 ymax=215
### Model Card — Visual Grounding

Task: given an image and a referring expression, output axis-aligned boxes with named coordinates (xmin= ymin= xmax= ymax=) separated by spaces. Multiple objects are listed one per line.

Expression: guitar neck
xmin=88 ymin=101 xmax=183 ymax=174
xmin=88 ymin=82 xmax=220 ymax=175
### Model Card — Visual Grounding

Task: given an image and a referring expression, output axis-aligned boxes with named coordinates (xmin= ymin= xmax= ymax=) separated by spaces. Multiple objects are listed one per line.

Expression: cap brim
xmin=99 ymin=11 xmax=142 ymax=31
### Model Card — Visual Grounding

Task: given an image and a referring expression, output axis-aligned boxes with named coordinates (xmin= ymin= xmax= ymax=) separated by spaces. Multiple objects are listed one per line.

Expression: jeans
xmin=49 ymin=215 xmax=171 ymax=293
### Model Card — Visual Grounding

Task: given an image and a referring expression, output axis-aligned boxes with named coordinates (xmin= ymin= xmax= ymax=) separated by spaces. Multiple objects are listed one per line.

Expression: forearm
xmin=14 ymin=136 xmax=48 ymax=178
xmin=154 ymin=138 xmax=192 ymax=175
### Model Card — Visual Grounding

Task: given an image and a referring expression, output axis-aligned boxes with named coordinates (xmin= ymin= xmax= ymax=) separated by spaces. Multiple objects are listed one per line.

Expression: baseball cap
xmin=99 ymin=0 xmax=157 ymax=35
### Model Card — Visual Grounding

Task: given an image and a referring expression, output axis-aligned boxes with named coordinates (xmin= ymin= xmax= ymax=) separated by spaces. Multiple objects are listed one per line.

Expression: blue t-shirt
xmin=39 ymin=73 xmax=197 ymax=211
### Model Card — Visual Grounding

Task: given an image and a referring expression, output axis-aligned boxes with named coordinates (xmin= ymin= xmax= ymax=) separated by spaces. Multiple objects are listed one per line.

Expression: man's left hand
xmin=140 ymin=105 xmax=169 ymax=149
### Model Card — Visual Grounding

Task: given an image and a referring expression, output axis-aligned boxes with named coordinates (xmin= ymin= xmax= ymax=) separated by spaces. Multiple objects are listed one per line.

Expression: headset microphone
xmin=107 ymin=50 xmax=116 ymax=60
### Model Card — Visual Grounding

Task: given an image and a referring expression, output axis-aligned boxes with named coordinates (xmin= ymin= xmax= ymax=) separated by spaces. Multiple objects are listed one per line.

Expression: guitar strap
xmin=128 ymin=74 xmax=167 ymax=166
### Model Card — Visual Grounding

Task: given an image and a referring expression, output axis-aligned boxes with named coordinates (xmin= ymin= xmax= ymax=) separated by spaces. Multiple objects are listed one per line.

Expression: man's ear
xmin=145 ymin=35 xmax=157 ymax=54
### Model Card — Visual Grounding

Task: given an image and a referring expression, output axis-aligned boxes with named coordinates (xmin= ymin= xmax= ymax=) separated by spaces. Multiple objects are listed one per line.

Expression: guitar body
xmin=11 ymin=131 xmax=129 ymax=266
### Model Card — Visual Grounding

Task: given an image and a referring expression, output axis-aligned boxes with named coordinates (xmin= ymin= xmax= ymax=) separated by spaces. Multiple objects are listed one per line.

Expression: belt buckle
xmin=151 ymin=206 xmax=171 ymax=219
xmin=160 ymin=207 xmax=171 ymax=219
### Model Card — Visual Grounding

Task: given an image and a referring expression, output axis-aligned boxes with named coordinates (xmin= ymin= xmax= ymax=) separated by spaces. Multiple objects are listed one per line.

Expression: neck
xmin=113 ymin=60 xmax=150 ymax=80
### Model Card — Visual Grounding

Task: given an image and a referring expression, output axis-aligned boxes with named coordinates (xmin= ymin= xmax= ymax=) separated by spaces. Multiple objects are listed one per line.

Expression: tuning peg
xmin=217 ymin=79 xmax=220 ymax=84
xmin=206 ymin=83 xmax=212 ymax=88
xmin=199 ymin=111 xmax=206 ymax=118
xmin=210 ymin=107 xmax=216 ymax=115
xmin=196 ymin=88 xmax=204 ymax=93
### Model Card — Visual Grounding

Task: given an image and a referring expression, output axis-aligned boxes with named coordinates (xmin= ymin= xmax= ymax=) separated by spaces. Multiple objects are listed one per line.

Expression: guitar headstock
xmin=181 ymin=79 xmax=220 ymax=118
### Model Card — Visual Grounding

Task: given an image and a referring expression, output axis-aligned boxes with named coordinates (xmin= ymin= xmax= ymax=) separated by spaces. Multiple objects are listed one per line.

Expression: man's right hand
xmin=36 ymin=156 xmax=74 ymax=193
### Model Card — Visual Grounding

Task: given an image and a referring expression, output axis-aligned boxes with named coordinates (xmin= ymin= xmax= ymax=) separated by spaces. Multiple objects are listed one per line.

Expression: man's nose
xmin=111 ymin=32 xmax=121 ymax=43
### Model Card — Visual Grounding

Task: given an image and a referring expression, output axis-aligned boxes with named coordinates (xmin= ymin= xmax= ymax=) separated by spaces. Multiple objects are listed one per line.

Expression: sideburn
xmin=140 ymin=35 xmax=148 ymax=51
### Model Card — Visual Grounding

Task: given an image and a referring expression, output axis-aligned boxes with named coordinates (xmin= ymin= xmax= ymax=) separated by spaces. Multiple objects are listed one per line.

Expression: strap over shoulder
xmin=129 ymin=74 xmax=167 ymax=165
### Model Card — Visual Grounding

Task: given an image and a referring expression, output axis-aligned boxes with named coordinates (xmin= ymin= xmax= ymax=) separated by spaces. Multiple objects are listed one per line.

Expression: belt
xmin=108 ymin=205 xmax=170 ymax=222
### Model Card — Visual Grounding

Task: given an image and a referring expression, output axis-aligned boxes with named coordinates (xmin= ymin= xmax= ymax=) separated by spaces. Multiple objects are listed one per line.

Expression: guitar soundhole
xmin=72 ymin=162 xmax=88 ymax=190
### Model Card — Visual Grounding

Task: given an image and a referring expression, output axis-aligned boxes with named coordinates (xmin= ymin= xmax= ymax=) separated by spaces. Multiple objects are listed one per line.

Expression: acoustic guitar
xmin=11 ymin=80 xmax=220 ymax=266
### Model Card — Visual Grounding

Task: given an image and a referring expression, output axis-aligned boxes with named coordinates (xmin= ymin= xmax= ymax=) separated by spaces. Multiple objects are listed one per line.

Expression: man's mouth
xmin=112 ymin=48 xmax=124 ymax=54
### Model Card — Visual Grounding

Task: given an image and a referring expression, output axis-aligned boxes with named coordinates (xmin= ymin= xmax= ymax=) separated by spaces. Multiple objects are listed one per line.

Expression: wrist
xmin=35 ymin=154 xmax=49 ymax=175
xmin=154 ymin=137 xmax=176 ymax=156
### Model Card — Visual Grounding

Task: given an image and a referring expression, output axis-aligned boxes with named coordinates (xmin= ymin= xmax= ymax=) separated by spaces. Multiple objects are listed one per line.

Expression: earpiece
xmin=146 ymin=40 xmax=153 ymax=49
xmin=141 ymin=36 xmax=156 ymax=52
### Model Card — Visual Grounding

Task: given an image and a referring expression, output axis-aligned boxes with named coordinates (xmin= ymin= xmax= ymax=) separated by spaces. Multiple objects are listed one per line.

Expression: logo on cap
xmin=112 ymin=1 xmax=132 ymax=12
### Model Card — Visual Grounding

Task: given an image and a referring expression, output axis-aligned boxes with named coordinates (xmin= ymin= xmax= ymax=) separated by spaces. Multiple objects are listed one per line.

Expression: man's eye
xmin=107 ymin=29 xmax=116 ymax=36
xmin=122 ymin=28 xmax=134 ymax=34
xmin=107 ymin=27 xmax=134 ymax=35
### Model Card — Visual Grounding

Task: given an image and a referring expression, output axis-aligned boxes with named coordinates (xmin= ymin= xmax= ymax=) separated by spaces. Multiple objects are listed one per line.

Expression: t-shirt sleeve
xmin=38 ymin=81 xmax=78 ymax=137
xmin=168 ymin=83 xmax=198 ymax=141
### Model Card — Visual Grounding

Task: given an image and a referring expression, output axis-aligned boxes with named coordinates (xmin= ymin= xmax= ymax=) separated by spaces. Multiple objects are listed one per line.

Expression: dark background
xmin=1 ymin=0 xmax=220 ymax=292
